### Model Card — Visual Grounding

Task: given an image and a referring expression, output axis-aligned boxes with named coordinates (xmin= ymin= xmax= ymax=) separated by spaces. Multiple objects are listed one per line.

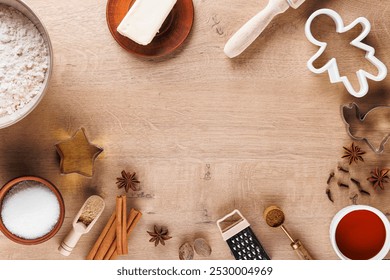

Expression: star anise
xmin=367 ymin=168 xmax=390 ymax=190
xmin=342 ymin=143 xmax=365 ymax=165
xmin=116 ymin=170 xmax=140 ymax=192
xmin=147 ymin=225 xmax=172 ymax=246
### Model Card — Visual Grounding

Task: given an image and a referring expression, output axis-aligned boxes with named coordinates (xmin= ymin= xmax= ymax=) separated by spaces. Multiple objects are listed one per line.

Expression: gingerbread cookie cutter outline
xmin=305 ymin=9 xmax=387 ymax=98
xmin=341 ymin=103 xmax=390 ymax=154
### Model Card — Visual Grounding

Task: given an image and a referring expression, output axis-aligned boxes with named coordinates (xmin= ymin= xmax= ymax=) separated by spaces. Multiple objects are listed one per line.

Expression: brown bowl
xmin=106 ymin=0 xmax=194 ymax=57
xmin=0 ymin=176 xmax=65 ymax=245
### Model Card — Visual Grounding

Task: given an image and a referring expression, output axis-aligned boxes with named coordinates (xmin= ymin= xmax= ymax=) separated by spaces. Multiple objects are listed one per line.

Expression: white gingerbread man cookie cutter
xmin=305 ymin=9 xmax=387 ymax=98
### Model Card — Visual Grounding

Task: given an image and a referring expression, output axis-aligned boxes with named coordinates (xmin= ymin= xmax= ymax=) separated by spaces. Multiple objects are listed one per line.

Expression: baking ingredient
xmin=326 ymin=188 xmax=334 ymax=203
xmin=335 ymin=210 xmax=386 ymax=259
xmin=58 ymin=196 xmax=104 ymax=256
xmin=78 ymin=196 xmax=105 ymax=226
xmin=193 ymin=238 xmax=212 ymax=257
xmin=350 ymin=178 xmax=362 ymax=190
xmin=0 ymin=5 xmax=49 ymax=117
xmin=263 ymin=206 xmax=313 ymax=260
xmin=1 ymin=181 xmax=59 ymax=239
xmin=326 ymin=172 xmax=334 ymax=184
xmin=116 ymin=170 xmax=140 ymax=192
xmin=367 ymin=168 xmax=389 ymax=190
xmin=337 ymin=182 xmax=349 ymax=189
xmin=179 ymin=242 xmax=194 ymax=260
xmin=360 ymin=189 xmax=371 ymax=196
xmin=265 ymin=208 xmax=284 ymax=227
xmin=115 ymin=195 xmax=128 ymax=255
xmin=116 ymin=0 xmax=177 ymax=45
xmin=342 ymin=143 xmax=365 ymax=165
xmin=59 ymin=195 xmax=105 ymax=256
xmin=337 ymin=166 xmax=349 ymax=173
xmin=147 ymin=225 xmax=172 ymax=246
xmin=107 ymin=208 xmax=142 ymax=260
xmin=86 ymin=208 xmax=142 ymax=260
xmin=350 ymin=178 xmax=371 ymax=196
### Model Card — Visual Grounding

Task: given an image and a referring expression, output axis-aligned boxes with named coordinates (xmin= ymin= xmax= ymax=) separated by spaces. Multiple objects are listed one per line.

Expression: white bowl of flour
xmin=0 ymin=0 xmax=53 ymax=128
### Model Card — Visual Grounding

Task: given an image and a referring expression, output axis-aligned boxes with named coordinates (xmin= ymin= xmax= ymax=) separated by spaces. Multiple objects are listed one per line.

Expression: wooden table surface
xmin=1 ymin=0 xmax=390 ymax=260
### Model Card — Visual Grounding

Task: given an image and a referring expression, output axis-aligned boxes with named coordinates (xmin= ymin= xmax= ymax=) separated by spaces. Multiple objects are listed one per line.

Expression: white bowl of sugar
xmin=0 ymin=0 xmax=53 ymax=128
xmin=0 ymin=176 xmax=65 ymax=245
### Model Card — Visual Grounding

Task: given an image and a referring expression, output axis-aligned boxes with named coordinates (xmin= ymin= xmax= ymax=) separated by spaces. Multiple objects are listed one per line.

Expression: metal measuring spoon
xmin=263 ymin=206 xmax=313 ymax=260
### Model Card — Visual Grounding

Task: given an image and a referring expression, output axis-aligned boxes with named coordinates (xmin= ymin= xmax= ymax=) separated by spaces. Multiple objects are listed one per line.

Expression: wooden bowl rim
xmin=0 ymin=176 xmax=65 ymax=245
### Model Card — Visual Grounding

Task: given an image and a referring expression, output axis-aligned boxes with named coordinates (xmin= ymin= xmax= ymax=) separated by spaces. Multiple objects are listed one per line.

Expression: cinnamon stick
xmin=103 ymin=240 xmax=117 ymax=260
xmin=122 ymin=195 xmax=128 ymax=254
xmin=104 ymin=208 xmax=138 ymax=260
xmin=109 ymin=209 xmax=142 ymax=260
xmin=86 ymin=211 xmax=115 ymax=260
xmin=93 ymin=215 xmax=117 ymax=260
xmin=116 ymin=196 xmax=123 ymax=255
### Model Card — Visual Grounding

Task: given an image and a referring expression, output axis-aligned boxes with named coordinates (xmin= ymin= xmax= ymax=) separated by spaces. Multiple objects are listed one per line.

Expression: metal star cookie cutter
xmin=55 ymin=128 xmax=103 ymax=177
xmin=305 ymin=9 xmax=387 ymax=98
xmin=341 ymin=103 xmax=390 ymax=154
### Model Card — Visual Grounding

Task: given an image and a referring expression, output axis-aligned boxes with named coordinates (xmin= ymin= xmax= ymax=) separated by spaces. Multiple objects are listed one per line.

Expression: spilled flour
xmin=0 ymin=5 xmax=49 ymax=117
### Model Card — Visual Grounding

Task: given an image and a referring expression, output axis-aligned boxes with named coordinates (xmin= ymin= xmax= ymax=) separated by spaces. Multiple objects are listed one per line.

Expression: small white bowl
xmin=330 ymin=205 xmax=390 ymax=260
xmin=0 ymin=0 xmax=53 ymax=129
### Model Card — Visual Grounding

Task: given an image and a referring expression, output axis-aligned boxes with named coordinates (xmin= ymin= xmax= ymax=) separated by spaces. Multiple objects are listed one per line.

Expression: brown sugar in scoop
xmin=58 ymin=195 xmax=105 ymax=256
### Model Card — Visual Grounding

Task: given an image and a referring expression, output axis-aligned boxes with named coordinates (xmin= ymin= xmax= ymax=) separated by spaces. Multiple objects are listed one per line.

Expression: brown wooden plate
xmin=106 ymin=0 xmax=194 ymax=57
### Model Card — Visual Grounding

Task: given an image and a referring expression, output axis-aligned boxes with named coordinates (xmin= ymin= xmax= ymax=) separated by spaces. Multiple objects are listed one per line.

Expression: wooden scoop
xmin=58 ymin=195 xmax=105 ymax=256
xmin=263 ymin=206 xmax=313 ymax=260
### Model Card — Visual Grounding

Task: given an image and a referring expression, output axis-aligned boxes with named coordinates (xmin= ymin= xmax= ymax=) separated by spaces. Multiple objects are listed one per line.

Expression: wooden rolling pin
xmin=224 ymin=0 xmax=306 ymax=58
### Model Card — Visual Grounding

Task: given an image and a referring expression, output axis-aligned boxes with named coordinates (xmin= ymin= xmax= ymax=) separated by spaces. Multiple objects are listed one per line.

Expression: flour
xmin=0 ymin=5 xmax=49 ymax=117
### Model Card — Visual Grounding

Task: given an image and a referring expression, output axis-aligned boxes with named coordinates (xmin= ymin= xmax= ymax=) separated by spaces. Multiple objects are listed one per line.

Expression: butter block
xmin=117 ymin=0 xmax=177 ymax=46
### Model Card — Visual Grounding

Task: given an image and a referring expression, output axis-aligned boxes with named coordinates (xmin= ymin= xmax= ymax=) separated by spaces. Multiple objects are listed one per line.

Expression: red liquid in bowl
xmin=335 ymin=210 xmax=386 ymax=259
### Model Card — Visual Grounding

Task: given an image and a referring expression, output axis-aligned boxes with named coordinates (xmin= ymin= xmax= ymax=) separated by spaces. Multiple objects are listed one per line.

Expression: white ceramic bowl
xmin=0 ymin=0 xmax=53 ymax=129
xmin=330 ymin=205 xmax=390 ymax=260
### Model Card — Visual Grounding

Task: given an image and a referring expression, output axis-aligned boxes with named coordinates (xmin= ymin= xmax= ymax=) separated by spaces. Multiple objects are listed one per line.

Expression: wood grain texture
xmin=1 ymin=0 xmax=390 ymax=259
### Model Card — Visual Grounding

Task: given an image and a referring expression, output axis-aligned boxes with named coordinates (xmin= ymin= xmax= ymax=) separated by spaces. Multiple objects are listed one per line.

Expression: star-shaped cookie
xmin=55 ymin=128 xmax=103 ymax=177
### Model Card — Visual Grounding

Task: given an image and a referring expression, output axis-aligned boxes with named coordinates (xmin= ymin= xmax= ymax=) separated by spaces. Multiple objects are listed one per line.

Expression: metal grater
xmin=217 ymin=209 xmax=270 ymax=260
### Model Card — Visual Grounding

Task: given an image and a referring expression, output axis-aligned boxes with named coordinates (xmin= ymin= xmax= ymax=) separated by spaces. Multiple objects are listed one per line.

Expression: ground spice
xmin=265 ymin=208 xmax=284 ymax=227
xmin=78 ymin=196 xmax=105 ymax=226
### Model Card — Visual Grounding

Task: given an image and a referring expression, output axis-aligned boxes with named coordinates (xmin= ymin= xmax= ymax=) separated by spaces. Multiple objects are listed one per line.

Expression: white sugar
xmin=1 ymin=181 xmax=60 ymax=239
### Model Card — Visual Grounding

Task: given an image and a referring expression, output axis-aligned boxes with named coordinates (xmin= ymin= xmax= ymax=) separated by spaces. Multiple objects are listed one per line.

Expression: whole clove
xmin=350 ymin=178 xmax=362 ymax=190
xmin=338 ymin=166 xmax=349 ymax=174
xmin=350 ymin=178 xmax=370 ymax=195
xmin=327 ymin=172 xmax=335 ymax=184
xmin=359 ymin=189 xmax=371 ymax=196
xmin=326 ymin=188 xmax=334 ymax=203
xmin=337 ymin=182 xmax=349 ymax=189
